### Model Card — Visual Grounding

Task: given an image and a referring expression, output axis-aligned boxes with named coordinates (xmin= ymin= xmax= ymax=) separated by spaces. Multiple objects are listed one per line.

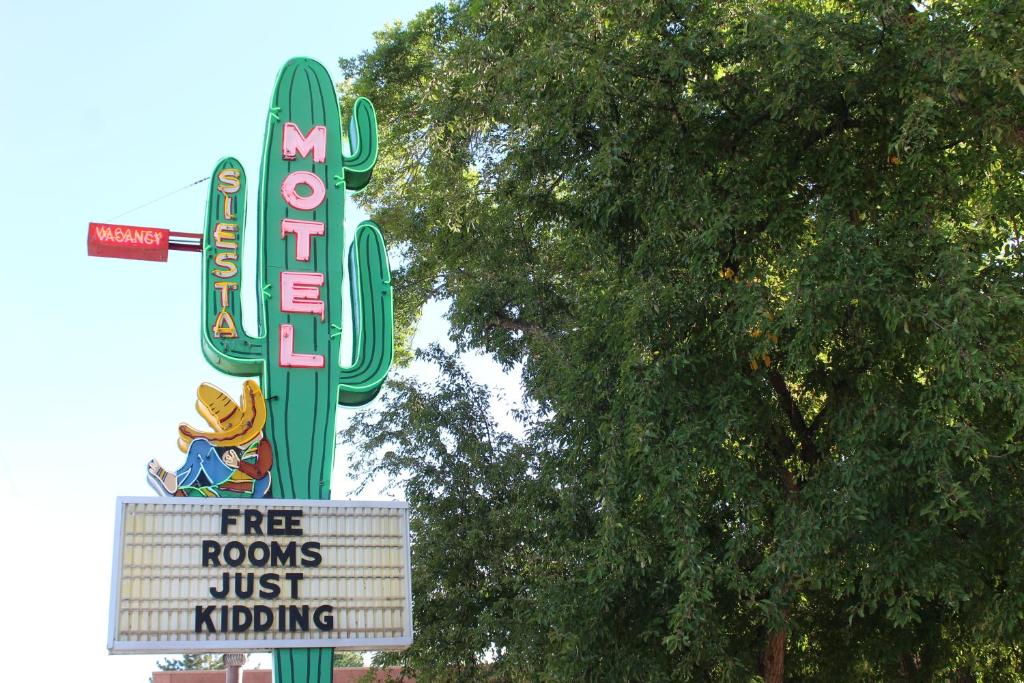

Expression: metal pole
xmin=224 ymin=653 xmax=247 ymax=683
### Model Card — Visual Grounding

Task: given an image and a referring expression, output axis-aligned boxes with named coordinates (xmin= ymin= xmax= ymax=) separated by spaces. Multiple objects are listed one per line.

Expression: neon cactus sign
xmin=99 ymin=58 xmax=400 ymax=679
xmin=200 ymin=58 xmax=393 ymax=504
xmin=196 ymin=58 xmax=393 ymax=681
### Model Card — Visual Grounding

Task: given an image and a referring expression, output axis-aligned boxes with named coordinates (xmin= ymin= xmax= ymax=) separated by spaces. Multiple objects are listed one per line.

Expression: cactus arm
xmin=341 ymin=97 xmax=378 ymax=191
xmin=201 ymin=157 xmax=265 ymax=377
xmin=337 ymin=221 xmax=394 ymax=406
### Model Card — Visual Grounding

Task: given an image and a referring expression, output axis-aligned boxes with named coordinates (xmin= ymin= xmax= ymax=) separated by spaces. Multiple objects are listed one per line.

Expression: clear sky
xmin=0 ymin=1 xmax=446 ymax=679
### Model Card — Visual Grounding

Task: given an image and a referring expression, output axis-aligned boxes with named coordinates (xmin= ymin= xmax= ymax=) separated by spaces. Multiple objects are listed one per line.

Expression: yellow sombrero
xmin=177 ymin=380 xmax=267 ymax=452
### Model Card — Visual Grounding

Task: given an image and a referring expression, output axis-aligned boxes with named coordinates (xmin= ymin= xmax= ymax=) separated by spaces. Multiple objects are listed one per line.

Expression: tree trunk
xmin=761 ymin=627 xmax=786 ymax=683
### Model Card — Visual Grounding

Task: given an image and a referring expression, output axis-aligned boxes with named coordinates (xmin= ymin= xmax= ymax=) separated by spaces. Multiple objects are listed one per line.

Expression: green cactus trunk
xmin=199 ymin=58 xmax=393 ymax=683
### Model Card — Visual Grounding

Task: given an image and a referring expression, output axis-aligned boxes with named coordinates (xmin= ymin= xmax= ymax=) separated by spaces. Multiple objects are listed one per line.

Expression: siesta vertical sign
xmin=207 ymin=168 xmax=243 ymax=338
xmin=107 ymin=58 xmax=402 ymax=683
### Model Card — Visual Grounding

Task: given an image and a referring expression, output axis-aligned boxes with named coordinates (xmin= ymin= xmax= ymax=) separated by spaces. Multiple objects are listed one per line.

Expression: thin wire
xmin=108 ymin=176 xmax=210 ymax=221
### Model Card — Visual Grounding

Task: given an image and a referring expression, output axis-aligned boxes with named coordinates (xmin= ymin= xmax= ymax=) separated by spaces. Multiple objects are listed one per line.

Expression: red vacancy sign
xmin=88 ymin=222 xmax=170 ymax=262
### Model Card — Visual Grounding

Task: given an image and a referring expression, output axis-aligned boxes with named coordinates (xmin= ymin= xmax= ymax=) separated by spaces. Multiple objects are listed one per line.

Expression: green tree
xmin=341 ymin=1 xmax=1024 ymax=680
xmin=156 ymin=654 xmax=225 ymax=671
xmin=333 ymin=651 xmax=365 ymax=667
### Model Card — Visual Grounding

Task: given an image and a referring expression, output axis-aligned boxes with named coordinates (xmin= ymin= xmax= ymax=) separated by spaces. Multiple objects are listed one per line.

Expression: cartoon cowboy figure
xmin=147 ymin=380 xmax=273 ymax=498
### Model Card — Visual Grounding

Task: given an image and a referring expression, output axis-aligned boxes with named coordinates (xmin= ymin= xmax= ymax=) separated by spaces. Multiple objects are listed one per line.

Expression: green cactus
xmin=199 ymin=57 xmax=393 ymax=683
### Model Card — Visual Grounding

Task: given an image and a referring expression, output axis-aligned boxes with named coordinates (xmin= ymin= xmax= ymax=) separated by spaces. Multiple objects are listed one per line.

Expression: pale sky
xmin=0 ymin=1 xmax=459 ymax=679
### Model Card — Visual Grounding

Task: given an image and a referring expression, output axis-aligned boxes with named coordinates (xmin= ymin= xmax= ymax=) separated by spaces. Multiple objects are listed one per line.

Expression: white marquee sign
xmin=108 ymin=497 xmax=412 ymax=653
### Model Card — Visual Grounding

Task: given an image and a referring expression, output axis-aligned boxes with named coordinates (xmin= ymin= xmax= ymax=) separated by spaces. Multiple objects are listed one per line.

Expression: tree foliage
xmin=156 ymin=654 xmax=225 ymax=671
xmin=340 ymin=1 xmax=1024 ymax=680
xmin=333 ymin=651 xmax=365 ymax=668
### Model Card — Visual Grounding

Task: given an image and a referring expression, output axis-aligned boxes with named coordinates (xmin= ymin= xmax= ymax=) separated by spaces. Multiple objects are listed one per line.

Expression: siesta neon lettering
xmin=214 ymin=223 xmax=238 ymax=249
xmin=213 ymin=252 xmax=238 ymax=278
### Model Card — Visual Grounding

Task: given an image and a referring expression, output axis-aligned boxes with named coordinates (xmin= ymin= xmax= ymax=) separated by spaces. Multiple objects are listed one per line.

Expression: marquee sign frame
xmin=108 ymin=497 xmax=413 ymax=654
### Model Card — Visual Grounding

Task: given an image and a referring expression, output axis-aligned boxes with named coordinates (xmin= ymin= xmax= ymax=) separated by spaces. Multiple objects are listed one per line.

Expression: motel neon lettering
xmin=278 ymin=123 xmax=328 ymax=368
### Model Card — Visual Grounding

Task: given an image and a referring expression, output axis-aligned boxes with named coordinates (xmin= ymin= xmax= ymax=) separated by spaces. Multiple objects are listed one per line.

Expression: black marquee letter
xmin=209 ymin=572 xmax=229 ymax=599
xmin=223 ymin=541 xmax=246 ymax=566
xmin=300 ymin=542 xmax=322 ymax=567
xmin=220 ymin=508 xmax=240 ymax=534
xmin=254 ymin=605 xmax=273 ymax=632
xmin=202 ymin=540 xmax=222 ymax=567
xmin=313 ymin=605 xmax=334 ymax=631
xmin=195 ymin=606 xmax=216 ymax=633
xmin=231 ymin=605 xmax=253 ymax=632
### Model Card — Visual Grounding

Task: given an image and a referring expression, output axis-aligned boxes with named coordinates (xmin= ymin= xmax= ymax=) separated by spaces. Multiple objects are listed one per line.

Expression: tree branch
xmin=488 ymin=313 xmax=546 ymax=339
xmin=766 ymin=369 xmax=820 ymax=468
